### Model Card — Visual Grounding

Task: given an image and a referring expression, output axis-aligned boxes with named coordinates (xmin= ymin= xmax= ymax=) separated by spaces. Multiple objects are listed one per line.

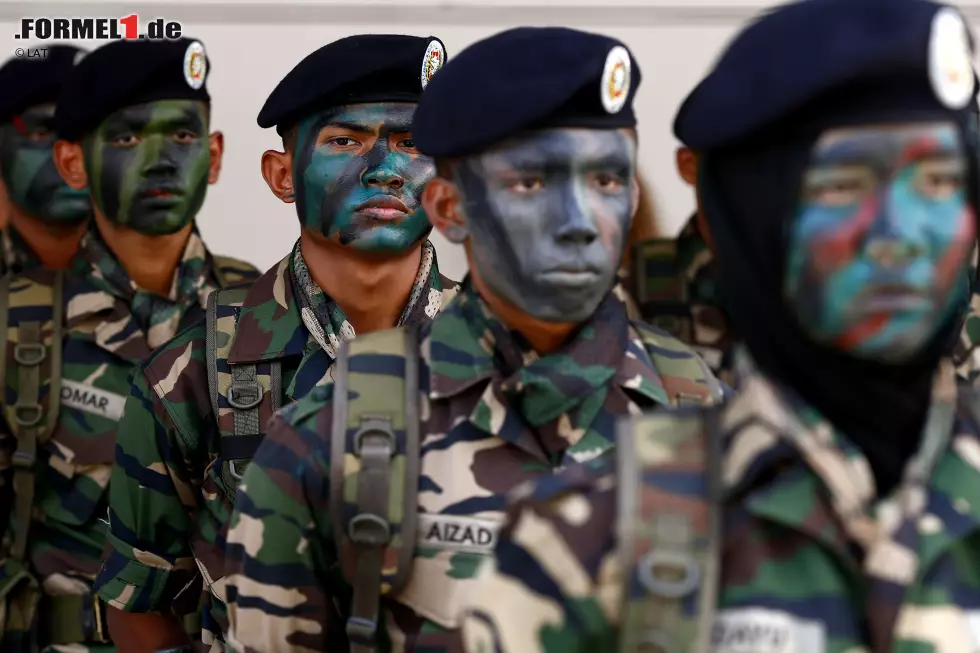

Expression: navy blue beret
xmin=258 ymin=34 xmax=447 ymax=135
xmin=54 ymin=37 xmax=211 ymax=141
xmin=0 ymin=45 xmax=85 ymax=124
xmin=675 ymin=0 xmax=978 ymax=150
xmin=413 ymin=27 xmax=641 ymax=158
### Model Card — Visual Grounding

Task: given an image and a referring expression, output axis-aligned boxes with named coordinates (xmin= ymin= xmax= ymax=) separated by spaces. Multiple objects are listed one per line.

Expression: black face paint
xmin=83 ymin=99 xmax=211 ymax=235
xmin=451 ymin=128 xmax=637 ymax=323
xmin=0 ymin=103 xmax=89 ymax=225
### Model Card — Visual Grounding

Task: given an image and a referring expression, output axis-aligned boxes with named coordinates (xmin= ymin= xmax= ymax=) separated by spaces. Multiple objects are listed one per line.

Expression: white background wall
xmin=6 ymin=0 xmax=980 ymax=280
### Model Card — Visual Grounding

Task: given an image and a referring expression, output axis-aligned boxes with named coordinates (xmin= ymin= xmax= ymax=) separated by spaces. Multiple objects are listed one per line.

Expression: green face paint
xmin=83 ymin=99 xmax=211 ymax=235
xmin=0 ymin=103 xmax=89 ymax=225
xmin=292 ymin=102 xmax=435 ymax=253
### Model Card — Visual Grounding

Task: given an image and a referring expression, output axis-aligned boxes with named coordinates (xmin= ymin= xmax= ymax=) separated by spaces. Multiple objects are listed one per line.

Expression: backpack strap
xmin=204 ymin=287 xmax=282 ymax=504
xmin=329 ymin=325 xmax=421 ymax=653
xmin=210 ymin=254 xmax=261 ymax=288
xmin=2 ymin=270 xmax=64 ymax=563
xmin=617 ymin=406 xmax=721 ymax=653
xmin=634 ymin=321 xmax=724 ymax=406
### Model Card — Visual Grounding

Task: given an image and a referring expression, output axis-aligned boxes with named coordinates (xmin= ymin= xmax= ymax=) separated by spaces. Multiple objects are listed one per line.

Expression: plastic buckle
xmin=13 ymin=342 xmax=45 ymax=366
xmin=13 ymin=403 xmax=43 ymax=427
xmin=225 ymin=459 xmax=248 ymax=481
xmin=227 ymin=382 xmax=263 ymax=410
xmin=347 ymin=513 xmax=391 ymax=547
xmin=353 ymin=416 xmax=395 ymax=456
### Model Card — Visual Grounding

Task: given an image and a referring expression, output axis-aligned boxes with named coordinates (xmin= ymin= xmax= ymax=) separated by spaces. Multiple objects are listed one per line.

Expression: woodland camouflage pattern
xmin=222 ymin=282 xmax=722 ymax=653
xmin=94 ymin=239 xmax=457 ymax=648
xmin=1 ymin=226 xmax=42 ymax=277
xmin=630 ymin=215 xmax=733 ymax=385
xmin=459 ymin=349 xmax=980 ymax=653
xmin=0 ymin=224 xmax=258 ymax=652
xmin=953 ymin=288 xmax=980 ymax=384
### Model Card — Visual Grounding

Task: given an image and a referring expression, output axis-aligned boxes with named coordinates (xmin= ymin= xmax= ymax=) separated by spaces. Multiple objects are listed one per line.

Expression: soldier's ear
xmin=208 ymin=131 xmax=225 ymax=185
xmin=676 ymin=146 xmax=698 ymax=187
xmin=424 ymin=176 xmax=468 ymax=244
xmin=53 ymin=140 xmax=87 ymax=190
xmin=261 ymin=149 xmax=294 ymax=204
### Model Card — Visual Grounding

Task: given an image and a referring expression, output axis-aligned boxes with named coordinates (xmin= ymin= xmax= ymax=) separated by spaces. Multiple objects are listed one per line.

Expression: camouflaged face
xmin=0 ymin=242 xmax=257 ymax=650
xmin=459 ymin=351 xmax=980 ymax=653
xmin=94 ymin=241 xmax=455 ymax=645
xmin=222 ymin=285 xmax=722 ymax=652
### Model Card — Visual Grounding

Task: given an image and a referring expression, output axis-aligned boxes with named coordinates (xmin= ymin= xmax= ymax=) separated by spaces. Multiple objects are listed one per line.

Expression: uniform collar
xmin=1 ymin=225 xmax=42 ymax=275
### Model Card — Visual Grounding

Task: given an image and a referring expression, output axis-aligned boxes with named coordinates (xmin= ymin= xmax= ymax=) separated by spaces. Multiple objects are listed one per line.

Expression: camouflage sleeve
xmin=225 ymin=389 xmax=339 ymax=653
xmin=94 ymin=327 xmax=209 ymax=614
xmin=460 ymin=460 xmax=622 ymax=653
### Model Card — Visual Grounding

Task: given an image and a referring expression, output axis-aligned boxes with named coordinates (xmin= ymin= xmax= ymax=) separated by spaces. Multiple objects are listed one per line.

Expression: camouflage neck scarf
xmin=76 ymin=224 xmax=213 ymax=347
xmin=458 ymin=284 xmax=629 ymax=428
xmin=290 ymin=238 xmax=444 ymax=358
xmin=1 ymin=226 xmax=41 ymax=275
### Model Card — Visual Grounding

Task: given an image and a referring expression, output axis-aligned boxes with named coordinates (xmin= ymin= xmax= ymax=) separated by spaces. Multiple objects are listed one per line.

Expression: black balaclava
xmin=700 ymin=76 xmax=980 ymax=495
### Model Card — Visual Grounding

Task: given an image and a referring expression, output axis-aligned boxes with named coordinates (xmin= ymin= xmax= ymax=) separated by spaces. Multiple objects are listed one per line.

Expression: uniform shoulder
xmin=631 ymin=319 xmax=703 ymax=359
xmin=211 ymin=253 xmax=262 ymax=286
xmin=140 ymin=320 xmax=208 ymax=379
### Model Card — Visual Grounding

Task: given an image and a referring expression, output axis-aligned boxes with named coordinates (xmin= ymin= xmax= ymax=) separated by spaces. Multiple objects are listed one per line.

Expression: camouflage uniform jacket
xmin=631 ymin=214 xmax=733 ymax=385
xmin=952 ymin=288 xmax=980 ymax=384
xmin=1 ymin=226 xmax=42 ymax=277
xmin=0 ymin=226 xmax=258 ymax=650
xmin=222 ymin=283 xmax=724 ymax=653
xmin=459 ymin=348 xmax=980 ymax=653
xmin=94 ymin=239 xmax=458 ymax=649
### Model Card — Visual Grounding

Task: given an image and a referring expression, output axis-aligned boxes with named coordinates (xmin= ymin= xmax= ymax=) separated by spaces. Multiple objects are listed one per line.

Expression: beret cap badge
xmin=421 ymin=39 xmax=445 ymax=89
xmin=601 ymin=45 xmax=631 ymax=114
xmin=929 ymin=7 xmax=974 ymax=110
xmin=184 ymin=40 xmax=207 ymax=90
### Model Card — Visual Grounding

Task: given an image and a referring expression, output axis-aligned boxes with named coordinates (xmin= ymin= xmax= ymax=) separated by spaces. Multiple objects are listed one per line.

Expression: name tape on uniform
xmin=61 ymin=379 xmax=126 ymax=421
xmin=417 ymin=513 xmax=501 ymax=555
xmin=712 ymin=607 xmax=826 ymax=653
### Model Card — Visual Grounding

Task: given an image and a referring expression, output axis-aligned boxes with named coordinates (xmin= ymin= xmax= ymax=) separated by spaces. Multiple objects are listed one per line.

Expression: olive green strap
xmin=331 ymin=327 xmax=421 ymax=653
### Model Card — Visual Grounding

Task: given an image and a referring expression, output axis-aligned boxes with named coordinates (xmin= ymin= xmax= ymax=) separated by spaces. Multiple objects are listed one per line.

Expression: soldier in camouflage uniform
xmin=0 ymin=46 xmax=91 ymax=276
xmin=0 ymin=37 xmax=259 ymax=652
xmin=223 ymin=27 xmax=724 ymax=653
xmin=629 ymin=146 xmax=732 ymax=384
xmin=457 ymin=1 xmax=980 ymax=652
xmin=94 ymin=35 xmax=460 ymax=652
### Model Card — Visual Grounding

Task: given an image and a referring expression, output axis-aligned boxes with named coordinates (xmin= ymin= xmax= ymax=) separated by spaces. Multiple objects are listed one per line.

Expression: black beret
xmin=258 ymin=34 xmax=447 ymax=135
xmin=674 ymin=0 xmax=978 ymax=150
xmin=413 ymin=27 xmax=641 ymax=158
xmin=0 ymin=45 xmax=85 ymax=124
xmin=54 ymin=37 xmax=211 ymax=141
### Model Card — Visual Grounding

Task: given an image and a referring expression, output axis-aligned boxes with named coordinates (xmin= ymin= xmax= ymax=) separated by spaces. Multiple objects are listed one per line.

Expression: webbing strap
xmin=330 ymin=326 xmax=421 ymax=652
xmin=11 ymin=320 xmax=42 ymax=564
xmin=617 ymin=408 xmax=721 ymax=653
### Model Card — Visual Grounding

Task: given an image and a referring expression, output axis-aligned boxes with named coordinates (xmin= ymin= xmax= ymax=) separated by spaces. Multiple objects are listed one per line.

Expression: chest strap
xmin=329 ymin=325 xmax=421 ymax=653
xmin=1 ymin=271 xmax=64 ymax=563
xmin=617 ymin=407 xmax=721 ymax=653
xmin=204 ymin=289 xmax=282 ymax=504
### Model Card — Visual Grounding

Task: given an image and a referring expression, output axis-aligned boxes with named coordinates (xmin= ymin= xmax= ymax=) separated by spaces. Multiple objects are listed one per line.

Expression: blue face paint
xmin=784 ymin=122 xmax=976 ymax=362
xmin=450 ymin=128 xmax=637 ymax=323
xmin=292 ymin=102 xmax=435 ymax=253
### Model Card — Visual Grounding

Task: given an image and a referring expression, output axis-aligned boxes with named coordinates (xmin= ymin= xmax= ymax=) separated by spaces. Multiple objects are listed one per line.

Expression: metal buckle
xmin=225 ymin=459 xmax=248 ymax=481
xmin=227 ymin=381 xmax=263 ymax=410
xmin=13 ymin=342 xmax=45 ymax=366
xmin=13 ymin=403 xmax=43 ymax=427
xmin=346 ymin=616 xmax=378 ymax=646
xmin=11 ymin=448 xmax=35 ymax=469
xmin=637 ymin=550 xmax=700 ymax=598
